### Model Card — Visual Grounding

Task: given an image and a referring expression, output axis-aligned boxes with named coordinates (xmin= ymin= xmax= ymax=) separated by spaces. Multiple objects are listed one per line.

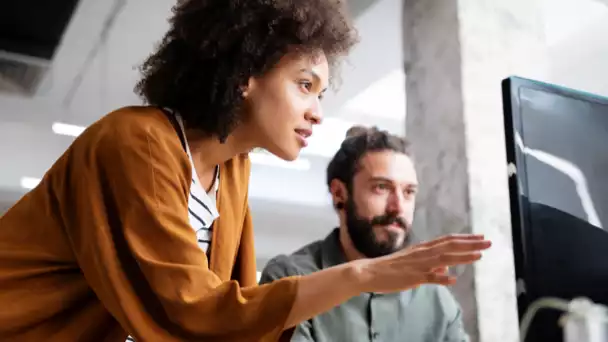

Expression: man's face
xmin=344 ymin=150 xmax=418 ymax=258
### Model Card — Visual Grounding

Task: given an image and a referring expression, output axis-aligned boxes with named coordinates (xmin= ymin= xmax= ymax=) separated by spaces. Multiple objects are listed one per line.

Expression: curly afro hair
xmin=135 ymin=0 xmax=359 ymax=142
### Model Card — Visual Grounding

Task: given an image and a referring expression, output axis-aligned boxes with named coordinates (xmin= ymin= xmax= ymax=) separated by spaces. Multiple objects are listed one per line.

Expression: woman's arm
xmin=62 ymin=112 xmax=490 ymax=341
xmin=61 ymin=116 xmax=297 ymax=341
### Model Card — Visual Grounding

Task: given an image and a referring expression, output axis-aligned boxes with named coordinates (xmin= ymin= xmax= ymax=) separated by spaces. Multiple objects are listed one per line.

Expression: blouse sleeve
xmin=61 ymin=120 xmax=299 ymax=341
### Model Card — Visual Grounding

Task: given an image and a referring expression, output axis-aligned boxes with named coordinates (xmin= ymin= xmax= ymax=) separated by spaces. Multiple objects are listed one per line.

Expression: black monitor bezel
xmin=501 ymin=76 xmax=608 ymax=319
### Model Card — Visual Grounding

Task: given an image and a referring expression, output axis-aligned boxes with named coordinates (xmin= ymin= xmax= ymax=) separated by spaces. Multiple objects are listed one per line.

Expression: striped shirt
xmin=177 ymin=113 xmax=220 ymax=254
xmin=126 ymin=113 xmax=219 ymax=341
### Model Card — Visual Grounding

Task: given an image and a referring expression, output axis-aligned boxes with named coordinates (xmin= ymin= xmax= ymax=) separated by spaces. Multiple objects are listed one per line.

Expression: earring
xmin=239 ymin=86 xmax=248 ymax=98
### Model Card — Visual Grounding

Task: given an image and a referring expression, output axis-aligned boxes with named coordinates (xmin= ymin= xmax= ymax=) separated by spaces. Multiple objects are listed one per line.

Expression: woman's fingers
xmin=440 ymin=239 xmax=492 ymax=253
xmin=430 ymin=266 xmax=449 ymax=275
xmin=408 ymin=239 xmax=491 ymax=259
xmin=421 ymin=252 xmax=483 ymax=269
xmin=417 ymin=234 xmax=486 ymax=248
xmin=368 ymin=234 xmax=491 ymax=290
xmin=424 ymin=271 xmax=457 ymax=285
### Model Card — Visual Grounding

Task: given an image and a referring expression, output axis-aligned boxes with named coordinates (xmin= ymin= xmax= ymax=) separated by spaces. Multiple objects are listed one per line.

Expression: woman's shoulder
xmin=77 ymin=106 xmax=183 ymax=157
xmin=93 ymin=106 xmax=175 ymax=138
xmin=65 ymin=106 xmax=189 ymax=173
xmin=80 ymin=105 xmax=250 ymax=183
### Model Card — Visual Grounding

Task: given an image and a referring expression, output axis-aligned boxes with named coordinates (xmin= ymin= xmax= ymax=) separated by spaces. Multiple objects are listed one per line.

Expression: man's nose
xmin=386 ymin=191 xmax=407 ymax=215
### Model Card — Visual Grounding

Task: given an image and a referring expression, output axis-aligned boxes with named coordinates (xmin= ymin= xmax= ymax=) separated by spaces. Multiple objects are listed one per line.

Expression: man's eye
xmin=373 ymin=184 xmax=389 ymax=191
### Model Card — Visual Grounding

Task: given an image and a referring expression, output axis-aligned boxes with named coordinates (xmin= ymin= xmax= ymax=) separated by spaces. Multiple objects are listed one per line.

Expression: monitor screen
xmin=502 ymin=77 xmax=608 ymax=342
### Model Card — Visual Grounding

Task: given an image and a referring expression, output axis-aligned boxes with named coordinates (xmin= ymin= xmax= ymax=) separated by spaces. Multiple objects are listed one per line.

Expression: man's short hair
xmin=326 ymin=126 xmax=411 ymax=192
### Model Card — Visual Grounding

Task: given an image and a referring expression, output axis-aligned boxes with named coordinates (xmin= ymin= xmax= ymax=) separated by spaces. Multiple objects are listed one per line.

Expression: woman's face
xmin=243 ymin=51 xmax=329 ymax=161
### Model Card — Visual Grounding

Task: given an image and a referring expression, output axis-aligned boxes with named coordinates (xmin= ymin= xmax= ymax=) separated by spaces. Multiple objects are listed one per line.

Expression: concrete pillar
xmin=402 ymin=1 xmax=547 ymax=341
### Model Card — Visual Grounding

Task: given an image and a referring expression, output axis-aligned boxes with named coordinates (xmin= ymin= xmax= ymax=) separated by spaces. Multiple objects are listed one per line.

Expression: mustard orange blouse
xmin=0 ymin=106 xmax=299 ymax=341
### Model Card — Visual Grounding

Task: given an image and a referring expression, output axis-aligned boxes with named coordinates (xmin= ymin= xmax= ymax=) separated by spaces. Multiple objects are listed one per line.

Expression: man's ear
xmin=329 ymin=179 xmax=348 ymax=210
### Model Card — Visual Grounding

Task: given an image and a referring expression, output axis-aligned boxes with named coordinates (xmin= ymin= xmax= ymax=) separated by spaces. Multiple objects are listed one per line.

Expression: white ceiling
xmin=1 ymin=0 xmax=607 ymax=263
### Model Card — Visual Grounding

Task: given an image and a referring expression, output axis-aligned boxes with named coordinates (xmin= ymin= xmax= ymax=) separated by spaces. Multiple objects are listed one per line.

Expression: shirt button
xmin=372 ymin=332 xmax=380 ymax=339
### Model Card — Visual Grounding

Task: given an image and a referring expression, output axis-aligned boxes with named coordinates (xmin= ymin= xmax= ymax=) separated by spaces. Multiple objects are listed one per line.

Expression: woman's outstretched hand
xmin=352 ymin=234 xmax=491 ymax=293
xmin=283 ymin=234 xmax=491 ymax=329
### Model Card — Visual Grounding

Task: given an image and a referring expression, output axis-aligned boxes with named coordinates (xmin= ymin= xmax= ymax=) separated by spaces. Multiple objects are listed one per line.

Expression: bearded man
xmin=260 ymin=126 xmax=469 ymax=342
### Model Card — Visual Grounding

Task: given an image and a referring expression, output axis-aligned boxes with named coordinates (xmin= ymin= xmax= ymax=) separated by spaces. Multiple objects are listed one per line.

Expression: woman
xmin=0 ymin=0 xmax=491 ymax=341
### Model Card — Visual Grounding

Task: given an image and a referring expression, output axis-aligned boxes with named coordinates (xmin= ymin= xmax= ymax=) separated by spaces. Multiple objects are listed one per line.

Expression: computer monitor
xmin=502 ymin=76 xmax=608 ymax=342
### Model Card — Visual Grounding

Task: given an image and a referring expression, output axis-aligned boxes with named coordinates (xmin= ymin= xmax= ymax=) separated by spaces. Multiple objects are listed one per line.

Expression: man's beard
xmin=344 ymin=197 xmax=412 ymax=258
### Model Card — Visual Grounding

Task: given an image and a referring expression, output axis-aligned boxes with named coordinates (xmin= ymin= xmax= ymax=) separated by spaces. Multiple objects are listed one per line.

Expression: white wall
xmin=535 ymin=0 xmax=608 ymax=96
xmin=545 ymin=8 xmax=608 ymax=96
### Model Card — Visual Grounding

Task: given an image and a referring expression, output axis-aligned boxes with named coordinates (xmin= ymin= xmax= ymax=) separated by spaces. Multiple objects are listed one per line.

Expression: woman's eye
xmin=299 ymin=80 xmax=313 ymax=92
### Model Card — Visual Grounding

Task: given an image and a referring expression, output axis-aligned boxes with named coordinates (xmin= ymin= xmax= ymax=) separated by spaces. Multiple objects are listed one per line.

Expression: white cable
xmin=520 ymin=297 xmax=570 ymax=341
xmin=520 ymin=297 xmax=608 ymax=342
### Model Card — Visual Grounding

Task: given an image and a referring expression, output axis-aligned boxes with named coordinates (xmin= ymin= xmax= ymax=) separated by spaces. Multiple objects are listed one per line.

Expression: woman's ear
xmin=240 ymin=85 xmax=249 ymax=98
xmin=241 ymin=77 xmax=257 ymax=98
xmin=329 ymin=179 xmax=348 ymax=210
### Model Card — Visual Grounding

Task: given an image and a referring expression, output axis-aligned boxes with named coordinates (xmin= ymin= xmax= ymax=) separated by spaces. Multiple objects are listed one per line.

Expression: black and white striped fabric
xmin=189 ymin=168 xmax=220 ymax=252
xmin=176 ymin=114 xmax=220 ymax=253
xmin=125 ymin=113 xmax=219 ymax=341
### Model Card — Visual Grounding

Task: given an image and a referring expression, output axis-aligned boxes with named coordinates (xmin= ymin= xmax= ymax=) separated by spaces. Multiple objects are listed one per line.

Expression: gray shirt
xmin=260 ymin=229 xmax=469 ymax=342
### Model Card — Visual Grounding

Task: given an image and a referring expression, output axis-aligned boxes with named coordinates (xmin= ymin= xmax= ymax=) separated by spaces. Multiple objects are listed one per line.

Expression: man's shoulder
xmin=260 ymin=239 xmax=325 ymax=283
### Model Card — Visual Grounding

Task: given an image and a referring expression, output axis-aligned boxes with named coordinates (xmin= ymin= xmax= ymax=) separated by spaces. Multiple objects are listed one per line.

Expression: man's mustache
xmin=370 ymin=214 xmax=408 ymax=230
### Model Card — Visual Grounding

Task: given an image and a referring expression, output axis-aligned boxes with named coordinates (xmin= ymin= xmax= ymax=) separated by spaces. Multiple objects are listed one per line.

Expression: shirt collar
xmin=320 ymin=228 xmax=349 ymax=269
